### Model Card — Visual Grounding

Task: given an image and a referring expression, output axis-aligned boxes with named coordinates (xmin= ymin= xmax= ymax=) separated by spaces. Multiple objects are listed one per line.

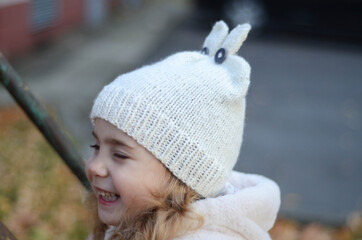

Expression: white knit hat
xmin=90 ymin=21 xmax=251 ymax=197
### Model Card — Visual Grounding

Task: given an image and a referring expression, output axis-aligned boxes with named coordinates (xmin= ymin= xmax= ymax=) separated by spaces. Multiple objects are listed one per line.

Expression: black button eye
xmin=215 ymin=48 xmax=226 ymax=64
xmin=201 ymin=47 xmax=209 ymax=55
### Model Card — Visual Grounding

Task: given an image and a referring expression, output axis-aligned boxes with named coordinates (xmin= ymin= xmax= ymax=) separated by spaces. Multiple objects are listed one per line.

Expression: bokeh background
xmin=0 ymin=0 xmax=361 ymax=239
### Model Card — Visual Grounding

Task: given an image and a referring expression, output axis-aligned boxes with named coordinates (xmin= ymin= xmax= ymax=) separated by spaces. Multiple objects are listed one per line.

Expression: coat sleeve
xmin=173 ymin=229 xmax=245 ymax=240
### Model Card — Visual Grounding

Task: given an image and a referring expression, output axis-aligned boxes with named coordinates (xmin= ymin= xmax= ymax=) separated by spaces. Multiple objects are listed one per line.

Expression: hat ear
xmin=202 ymin=21 xmax=229 ymax=56
xmin=221 ymin=23 xmax=251 ymax=55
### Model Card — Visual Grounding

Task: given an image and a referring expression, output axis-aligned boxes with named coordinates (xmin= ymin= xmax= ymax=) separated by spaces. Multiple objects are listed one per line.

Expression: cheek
xmin=113 ymin=174 xmax=151 ymax=200
xmin=112 ymin=174 xmax=135 ymax=195
xmin=147 ymin=163 xmax=168 ymax=189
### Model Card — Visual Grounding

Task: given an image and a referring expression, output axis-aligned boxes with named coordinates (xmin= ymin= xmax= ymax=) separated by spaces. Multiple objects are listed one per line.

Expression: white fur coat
xmin=105 ymin=171 xmax=280 ymax=240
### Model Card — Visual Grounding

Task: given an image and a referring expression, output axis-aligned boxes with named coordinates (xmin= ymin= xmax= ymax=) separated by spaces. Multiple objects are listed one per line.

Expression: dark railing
xmin=0 ymin=53 xmax=91 ymax=238
xmin=0 ymin=221 xmax=17 ymax=240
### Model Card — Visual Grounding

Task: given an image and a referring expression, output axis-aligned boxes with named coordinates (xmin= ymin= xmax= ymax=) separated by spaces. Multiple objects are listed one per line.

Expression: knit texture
xmin=90 ymin=21 xmax=251 ymax=197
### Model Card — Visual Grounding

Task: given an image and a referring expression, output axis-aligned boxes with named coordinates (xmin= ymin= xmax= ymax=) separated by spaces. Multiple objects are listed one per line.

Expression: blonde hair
xmin=88 ymin=171 xmax=204 ymax=240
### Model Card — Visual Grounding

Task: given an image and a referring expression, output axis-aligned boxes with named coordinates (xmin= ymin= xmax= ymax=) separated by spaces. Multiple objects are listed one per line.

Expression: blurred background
xmin=0 ymin=0 xmax=361 ymax=239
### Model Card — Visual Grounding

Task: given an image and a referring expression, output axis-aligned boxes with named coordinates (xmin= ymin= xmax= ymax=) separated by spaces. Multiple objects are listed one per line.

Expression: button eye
xmin=201 ymin=47 xmax=209 ymax=55
xmin=215 ymin=48 xmax=226 ymax=64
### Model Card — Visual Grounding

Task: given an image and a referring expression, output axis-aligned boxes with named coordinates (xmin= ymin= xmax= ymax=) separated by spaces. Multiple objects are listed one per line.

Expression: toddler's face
xmin=86 ymin=118 xmax=168 ymax=225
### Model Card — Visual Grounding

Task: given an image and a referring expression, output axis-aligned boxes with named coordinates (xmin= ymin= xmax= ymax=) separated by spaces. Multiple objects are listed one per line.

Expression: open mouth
xmin=99 ymin=191 xmax=120 ymax=201
xmin=95 ymin=187 xmax=120 ymax=205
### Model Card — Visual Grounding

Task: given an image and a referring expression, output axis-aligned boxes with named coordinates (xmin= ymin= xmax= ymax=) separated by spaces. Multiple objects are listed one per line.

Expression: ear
xmin=221 ymin=23 xmax=251 ymax=55
xmin=201 ymin=21 xmax=229 ymax=56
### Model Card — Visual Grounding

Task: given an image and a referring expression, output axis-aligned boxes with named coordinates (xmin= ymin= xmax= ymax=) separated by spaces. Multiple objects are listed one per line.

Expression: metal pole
xmin=0 ymin=53 xmax=90 ymax=190
xmin=0 ymin=221 xmax=17 ymax=240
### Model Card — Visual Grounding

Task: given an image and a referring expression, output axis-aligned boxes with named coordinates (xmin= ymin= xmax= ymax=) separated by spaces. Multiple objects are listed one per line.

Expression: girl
xmin=86 ymin=21 xmax=280 ymax=240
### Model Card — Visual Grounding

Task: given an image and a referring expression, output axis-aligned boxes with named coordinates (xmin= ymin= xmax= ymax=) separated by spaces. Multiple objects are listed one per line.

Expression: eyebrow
xmin=92 ymin=131 xmax=135 ymax=149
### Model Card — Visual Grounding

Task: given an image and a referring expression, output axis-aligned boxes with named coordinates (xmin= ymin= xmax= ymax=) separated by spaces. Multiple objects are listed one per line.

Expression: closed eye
xmin=90 ymin=144 xmax=99 ymax=150
xmin=113 ymin=153 xmax=128 ymax=159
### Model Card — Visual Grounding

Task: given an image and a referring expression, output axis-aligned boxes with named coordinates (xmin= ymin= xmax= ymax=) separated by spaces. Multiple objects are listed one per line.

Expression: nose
xmin=86 ymin=155 xmax=108 ymax=178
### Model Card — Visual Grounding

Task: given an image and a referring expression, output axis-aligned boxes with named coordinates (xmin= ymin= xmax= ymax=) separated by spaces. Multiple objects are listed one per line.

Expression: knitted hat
xmin=90 ymin=21 xmax=251 ymax=197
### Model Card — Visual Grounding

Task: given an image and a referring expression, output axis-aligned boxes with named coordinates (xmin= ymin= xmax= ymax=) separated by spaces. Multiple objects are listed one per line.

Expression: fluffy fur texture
xmin=173 ymin=171 xmax=281 ymax=240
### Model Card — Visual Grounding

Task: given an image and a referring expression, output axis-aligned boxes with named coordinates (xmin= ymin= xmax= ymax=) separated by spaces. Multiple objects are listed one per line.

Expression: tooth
xmin=96 ymin=190 xmax=119 ymax=201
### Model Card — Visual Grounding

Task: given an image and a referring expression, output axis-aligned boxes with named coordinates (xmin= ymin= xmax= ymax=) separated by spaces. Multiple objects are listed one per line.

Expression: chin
xmin=98 ymin=209 xmax=120 ymax=226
